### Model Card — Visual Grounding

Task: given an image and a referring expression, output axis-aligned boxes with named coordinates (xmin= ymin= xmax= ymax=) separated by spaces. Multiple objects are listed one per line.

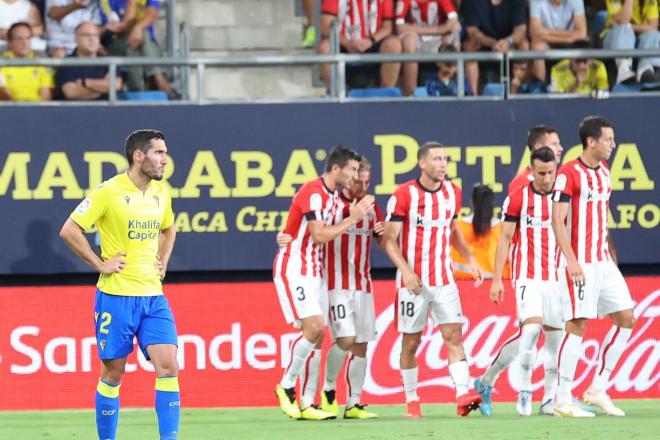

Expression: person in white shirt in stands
xmin=45 ymin=0 xmax=102 ymax=57
xmin=0 ymin=0 xmax=45 ymax=51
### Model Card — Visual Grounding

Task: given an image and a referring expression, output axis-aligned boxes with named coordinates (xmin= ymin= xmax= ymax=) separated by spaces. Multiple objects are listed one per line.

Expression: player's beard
xmin=142 ymin=159 xmax=165 ymax=181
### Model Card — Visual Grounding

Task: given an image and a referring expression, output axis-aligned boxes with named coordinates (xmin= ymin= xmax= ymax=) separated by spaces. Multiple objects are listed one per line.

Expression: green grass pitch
xmin=1 ymin=400 xmax=658 ymax=439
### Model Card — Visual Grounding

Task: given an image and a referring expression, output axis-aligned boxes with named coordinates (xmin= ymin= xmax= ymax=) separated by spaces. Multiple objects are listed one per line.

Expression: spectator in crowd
xmin=0 ymin=0 xmax=45 ymax=50
xmin=461 ymin=0 xmax=529 ymax=95
xmin=397 ymin=0 xmax=462 ymax=95
xmin=45 ymin=0 xmax=102 ymax=57
xmin=318 ymin=0 xmax=402 ymax=90
xmin=425 ymin=45 xmax=473 ymax=95
xmin=529 ymin=0 xmax=588 ymax=81
xmin=55 ymin=22 xmax=123 ymax=100
xmin=550 ymin=55 xmax=609 ymax=95
xmin=301 ymin=0 xmax=316 ymax=48
xmin=100 ymin=0 xmax=175 ymax=96
xmin=0 ymin=21 xmax=53 ymax=101
xmin=451 ymin=184 xmax=509 ymax=280
xmin=510 ymin=59 xmax=548 ymax=94
xmin=602 ymin=0 xmax=659 ymax=84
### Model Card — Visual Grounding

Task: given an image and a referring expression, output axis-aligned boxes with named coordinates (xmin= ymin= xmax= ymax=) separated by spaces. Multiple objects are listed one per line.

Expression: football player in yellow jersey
xmin=60 ymin=129 xmax=179 ymax=440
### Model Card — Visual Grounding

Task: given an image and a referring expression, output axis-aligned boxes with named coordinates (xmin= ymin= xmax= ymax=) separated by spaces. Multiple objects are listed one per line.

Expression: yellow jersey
xmin=550 ymin=59 xmax=609 ymax=94
xmin=0 ymin=51 xmax=54 ymax=101
xmin=604 ymin=0 xmax=659 ymax=33
xmin=70 ymin=172 xmax=174 ymax=296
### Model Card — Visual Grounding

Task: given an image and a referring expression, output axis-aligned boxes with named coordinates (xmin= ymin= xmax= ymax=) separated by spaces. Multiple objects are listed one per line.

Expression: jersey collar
xmin=416 ymin=178 xmax=443 ymax=193
xmin=578 ymin=157 xmax=601 ymax=170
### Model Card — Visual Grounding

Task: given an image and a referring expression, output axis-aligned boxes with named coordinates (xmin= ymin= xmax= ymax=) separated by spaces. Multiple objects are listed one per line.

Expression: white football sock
xmin=556 ymin=333 xmax=583 ymax=406
xmin=481 ymin=329 xmax=521 ymax=387
xmin=542 ymin=329 xmax=562 ymax=402
xmin=401 ymin=367 xmax=419 ymax=402
xmin=448 ymin=360 xmax=470 ymax=398
xmin=280 ymin=335 xmax=315 ymax=389
xmin=518 ymin=323 xmax=542 ymax=391
xmin=346 ymin=354 xmax=367 ymax=408
xmin=300 ymin=349 xmax=321 ymax=409
xmin=591 ymin=326 xmax=632 ymax=392
xmin=323 ymin=344 xmax=347 ymax=391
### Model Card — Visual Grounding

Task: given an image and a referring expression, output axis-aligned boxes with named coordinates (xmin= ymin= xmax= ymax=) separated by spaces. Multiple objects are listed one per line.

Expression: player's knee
xmin=350 ymin=342 xmax=367 ymax=358
xmin=102 ymin=367 xmax=125 ymax=384
xmin=401 ymin=336 xmax=421 ymax=354
xmin=336 ymin=337 xmax=355 ymax=351
xmin=304 ymin=325 xmax=324 ymax=343
xmin=156 ymin=361 xmax=179 ymax=377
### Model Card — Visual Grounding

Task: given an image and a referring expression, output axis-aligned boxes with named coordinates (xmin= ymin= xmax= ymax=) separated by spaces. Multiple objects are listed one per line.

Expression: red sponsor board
xmin=0 ymin=277 xmax=658 ymax=410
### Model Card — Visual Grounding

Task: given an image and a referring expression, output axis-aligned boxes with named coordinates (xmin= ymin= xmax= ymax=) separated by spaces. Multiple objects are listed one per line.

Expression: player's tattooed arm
xmin=552 ymin=201 xmax=585 ymax=285
xmin=381 ymin=221 xmax=422 ymax=294
xmin=490 ymin=221 xmax=516 ymax=304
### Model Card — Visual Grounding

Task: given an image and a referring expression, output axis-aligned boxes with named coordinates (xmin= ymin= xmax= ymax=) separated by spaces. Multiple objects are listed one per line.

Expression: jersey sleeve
xmin=647 ymin=0 xmax=659 ymax=21
xmin=298 ymin=186 xmax=327 ymax=221
xmin=395 ymin=0 xmax=410 ymax=25
xmin=502 ymin=192 xmax=522 ymax=222
xmin=452 ymin=183 xmax=462 ymax=219
xmin=374 ymin=202 xmax=385 ymax=222
xmin=162 ymin=192 xmax=174 ymax=229
xmin=382 ymin=0 xmax=395 ymax=19
xmin=321 ymin=0 xmax=339 ymax=15
xmin=439 ymin=0 xmax=457 ymax=17
xmin=69 ymin=186 xmax=107 ymax=230
xmin=511 ymin=0 xmax=527 ymax=27
xmin=553 ymin=165 xmax=576 ymax=202
xmin=385 ymin=185 xmax=408 ymax=222
xmin=529 ymin=0 xmax=541 ymax=18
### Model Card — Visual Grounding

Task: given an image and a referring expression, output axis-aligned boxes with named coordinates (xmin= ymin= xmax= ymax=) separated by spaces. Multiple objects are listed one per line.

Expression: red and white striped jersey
xmin=273 ymin=178 xmax=336 ymax=279
xmin=395 ymin=0 xmax=457 ymax=27
xmin=322 ymin=0 xmax=395 ymax=40
xmin=503 ymin=182 xmax=558 ymax=282
xmin=553 ymin=158 xmax=612 ymax=264
xmin=386 ymin=179 xmax=461 ymax=288
xmin=326 ymin=192 xmax=384 ymax=293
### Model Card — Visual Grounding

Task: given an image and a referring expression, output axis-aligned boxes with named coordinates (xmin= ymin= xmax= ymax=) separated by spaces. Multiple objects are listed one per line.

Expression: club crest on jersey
xmin=153 ymin=196 xmax=160 ymax=207
xmin=554 ymin=174 xmax=567 ymax=191
xmin=99 ymin=339 xmax=106 ymax=351
xmin=124 ymin=196 xmax=130 ymax=205
xmin=74 ymin=198 xmax=92 ymax=215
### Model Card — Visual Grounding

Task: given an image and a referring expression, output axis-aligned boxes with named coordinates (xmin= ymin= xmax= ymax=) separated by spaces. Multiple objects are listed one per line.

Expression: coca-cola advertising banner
xmin=0 ymin=277 xmax=657 ymax=410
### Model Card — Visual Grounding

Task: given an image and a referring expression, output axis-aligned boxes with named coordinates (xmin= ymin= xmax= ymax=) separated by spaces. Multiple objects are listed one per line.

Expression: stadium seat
xmin=118 ymin=91 xmax=169 ymax=101
xmin=612 ymin=83 xmax=643 ymax=93
xmin=414 ymin=87 xmax=428 ymax=97
xmin=347 ymin=87 xmax=402 ymax=98
xmin=482 ymin=83 xmax=504 ymax=96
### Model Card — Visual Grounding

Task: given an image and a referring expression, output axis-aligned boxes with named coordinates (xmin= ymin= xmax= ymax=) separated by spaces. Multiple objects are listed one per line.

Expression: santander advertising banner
xmin=0 ymin=278 xmax=658 ymax=410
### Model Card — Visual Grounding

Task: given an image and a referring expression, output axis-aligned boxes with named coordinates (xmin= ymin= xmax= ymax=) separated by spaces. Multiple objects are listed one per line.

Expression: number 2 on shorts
xmin=95 ymin=312 xmax=112 ymax=334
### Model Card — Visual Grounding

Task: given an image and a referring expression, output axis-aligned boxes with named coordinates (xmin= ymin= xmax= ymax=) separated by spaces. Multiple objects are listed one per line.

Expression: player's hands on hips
xmin=349 ymin=195 xmax=375 ymax=223
xmin=567 ymin=259 xmax=585 ymax=287
xmin=374 ymin=221 xmax=385 ymax=236
xmin=469 ymin=256 xmax=485 ymax=287
xmin=276 ymin=232 xmax=293 ymax=247
xmin=403 ymin=269 xmax=422 ymax=295
xmin=490 ymin=279 xmax=504 ymax=304
xmin=99 ymin=252 xmax=126 ymax=274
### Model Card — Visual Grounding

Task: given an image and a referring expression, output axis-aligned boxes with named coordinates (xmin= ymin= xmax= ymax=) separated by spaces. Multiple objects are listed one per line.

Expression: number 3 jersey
xmin=385 ymin=178 xmax=461 ymax=288
xmin=273 ymin=178 xmax=337 ymax=279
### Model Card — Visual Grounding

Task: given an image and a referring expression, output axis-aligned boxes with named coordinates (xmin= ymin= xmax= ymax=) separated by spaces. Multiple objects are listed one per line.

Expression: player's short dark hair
xmin=325 ymin=145 xmax=360 ymax=172
xmin=530 ymin=146 xmax=556 ymax=165
xmin=418 ymin=142 xmax=444 ymax=160
xmin=527 ymin=125 xmax=557 ymax=151
xmin=579 ymin=116 xmax=614 ymax=148
xmin=125 ymin=129 xmax=166 ymax=166
xmin=7 ymin=22 xmax=31 ymax=41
